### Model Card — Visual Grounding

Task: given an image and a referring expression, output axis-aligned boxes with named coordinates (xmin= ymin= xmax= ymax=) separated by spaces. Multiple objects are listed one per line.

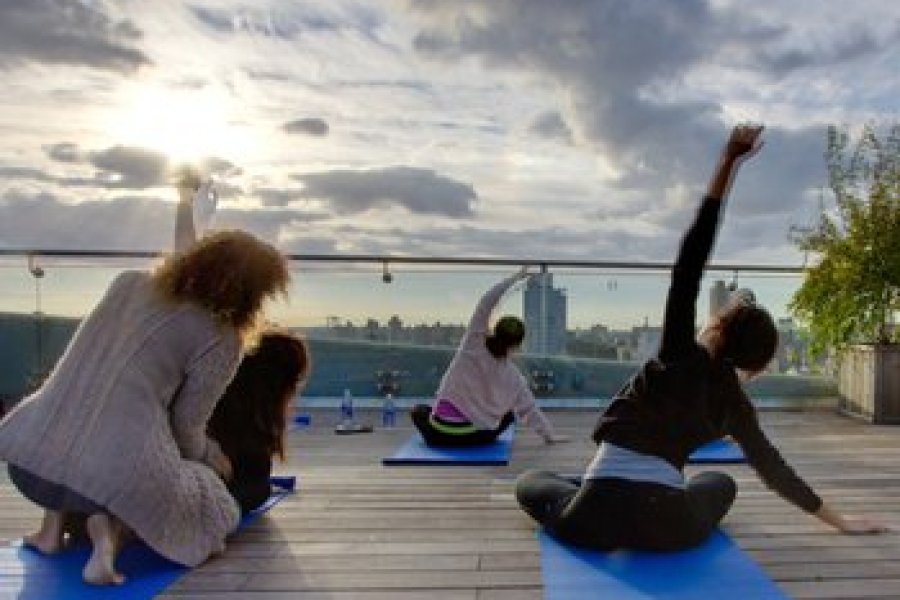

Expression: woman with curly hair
xmin=0 ymin=176 xmax=290 ymax=585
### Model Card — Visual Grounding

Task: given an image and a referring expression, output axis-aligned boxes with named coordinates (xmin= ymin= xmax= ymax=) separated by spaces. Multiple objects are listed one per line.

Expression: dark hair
xmin=207 ymin=331 xmax=309 ymax=461
xmin=720 ymin=304 xmax=778 ymax=373
xmin=486 ymin=316 xmax=525 ymax=358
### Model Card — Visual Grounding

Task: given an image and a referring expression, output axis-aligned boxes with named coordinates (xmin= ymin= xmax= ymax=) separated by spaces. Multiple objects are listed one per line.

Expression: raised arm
xmin=467 ymin=268 xmax=530 ymax=334
xmin=174 ymin=171 xmax=201 ymax=252
xmin=658 ymin=124 xmax=764 ymax=361
xmin=174 ymin=174 xmax=217 ymax=253
xmin=173 ymin=182 xmax=198 ymax=253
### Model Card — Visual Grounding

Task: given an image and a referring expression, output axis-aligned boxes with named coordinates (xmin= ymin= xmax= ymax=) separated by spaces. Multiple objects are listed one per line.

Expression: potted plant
xmin=789 ymin=123 xmax=899 ymax=423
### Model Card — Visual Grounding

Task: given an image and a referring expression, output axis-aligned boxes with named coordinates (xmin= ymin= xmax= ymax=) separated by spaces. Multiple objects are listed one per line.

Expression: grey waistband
xmin=584 ymin=442 xmax=685 ymax=489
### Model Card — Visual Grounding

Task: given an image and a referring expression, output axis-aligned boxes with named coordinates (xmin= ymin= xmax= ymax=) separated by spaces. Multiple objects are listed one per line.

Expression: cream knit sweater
xmin=0 ymin=270 xmax=241 ymax=566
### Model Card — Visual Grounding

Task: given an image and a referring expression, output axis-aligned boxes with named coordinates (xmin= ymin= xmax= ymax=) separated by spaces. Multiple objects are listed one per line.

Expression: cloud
xmin=283 ymin=118 xmax=329 ymax=136
xmin=86 ymin=146 xmax=170 ymax=189
xmin=28 ymin=143 xmax=241 ymax=191
xmin=293 ymin=166 xmax=478 ymax=217
xmin=187 ymin=3 xmax=381 ymax=40
xmin=0 ymin=191 xmax=174 ymax=250
xmin=0 ymin=167 xmax=56 ymax=183
xmin=528 ymin=111 xmax=573 ymax=143
xmin=256 ymin=187 xmax=306 ymax=207
xmin=0 ymin=0 xmax=150 ymax=73
xmin=749 ymin=22 xmax=890 ymax=77
xmin=407 ymin=1 xmax=886 ymax=210
xmin=0 ymin=189 xmax=319 ymax=250
xmin=44 ymin=142 xmax=83 ymax=164
xmin=187 ymin=5 xmax=237 ymax=34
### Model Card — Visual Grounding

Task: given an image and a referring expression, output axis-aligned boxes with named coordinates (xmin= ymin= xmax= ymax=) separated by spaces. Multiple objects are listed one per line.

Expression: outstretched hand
xmin=706 ymin=123 xmax=765 ymax=200
xmin=838 ymin=515 xmax=891 ymax=535
xmin=816 ymin=502 xmax=891 ymax=535
xmin=192 ymin=180 xmax=219 ymax=234
xmin=723 ymin=123 xmax=764 ymax=163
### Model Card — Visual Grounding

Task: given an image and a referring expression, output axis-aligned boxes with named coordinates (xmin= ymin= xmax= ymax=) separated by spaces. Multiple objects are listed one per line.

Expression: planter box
xmin=838 ymin=344 xmax=900 ymax=424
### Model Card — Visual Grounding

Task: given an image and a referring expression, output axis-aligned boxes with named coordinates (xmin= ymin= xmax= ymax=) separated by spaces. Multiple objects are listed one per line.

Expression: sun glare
xmin=107 ymin=84 xmax=256 ymax=165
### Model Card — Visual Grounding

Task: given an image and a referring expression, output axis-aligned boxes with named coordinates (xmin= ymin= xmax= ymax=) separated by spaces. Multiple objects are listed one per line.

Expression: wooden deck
xmin=2 ymin=408 xmax=900 ymax=599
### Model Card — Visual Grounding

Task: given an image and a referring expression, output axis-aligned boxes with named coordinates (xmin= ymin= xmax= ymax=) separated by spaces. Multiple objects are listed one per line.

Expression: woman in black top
xmin=515 ymin=124 xmax=887 ymax=551
xmin=207 ymin=331 xmax=308 ymax=512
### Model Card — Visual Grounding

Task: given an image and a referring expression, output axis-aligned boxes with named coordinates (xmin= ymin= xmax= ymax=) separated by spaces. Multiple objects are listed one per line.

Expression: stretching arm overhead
xmin=467 ymin=267 xmax=530 ymax=334
xmin=658 ymin=124 xmax=764 ymax=361
xmin=174 ymin=174 xmax=217 ymax=253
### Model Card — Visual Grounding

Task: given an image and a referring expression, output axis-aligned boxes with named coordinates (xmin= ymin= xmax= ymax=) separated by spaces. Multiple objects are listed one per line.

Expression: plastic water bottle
xmin=381 ymin=393 xmax=396 ymax=428
xmin=340 ymin=388 xmax=354 ymax=423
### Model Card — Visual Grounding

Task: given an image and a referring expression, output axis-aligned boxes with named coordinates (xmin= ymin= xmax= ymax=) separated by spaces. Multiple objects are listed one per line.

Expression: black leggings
xmin=515 ymin=469 xmax=736 ymax=551
xmin=410 ymin=404 xmax=514 ymax=448
xmin=8 ymin=463 xmax=103 ymax=514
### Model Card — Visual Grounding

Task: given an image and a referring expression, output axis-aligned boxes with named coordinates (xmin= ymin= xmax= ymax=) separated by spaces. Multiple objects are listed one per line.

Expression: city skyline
xmin=0 ymin=260 xmax=802 ymax=331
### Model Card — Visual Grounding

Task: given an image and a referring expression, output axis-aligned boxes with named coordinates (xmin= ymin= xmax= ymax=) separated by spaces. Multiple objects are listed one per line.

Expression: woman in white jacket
xmin=0 ymin=179 xmax=289 ymax=584
xmin=410 ymin=269 xmax=569 ymax=447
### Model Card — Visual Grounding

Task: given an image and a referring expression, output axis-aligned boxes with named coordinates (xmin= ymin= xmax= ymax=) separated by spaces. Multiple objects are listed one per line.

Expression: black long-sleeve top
xmin=225 ymin=449 xmax=272 ymax=514
xmin=592 ymin=196 xmax=822 ymax=513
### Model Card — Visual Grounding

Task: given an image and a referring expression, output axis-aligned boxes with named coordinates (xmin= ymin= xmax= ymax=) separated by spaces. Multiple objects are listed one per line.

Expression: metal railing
xmin=0 ymin=249 xmax=831 ymax=407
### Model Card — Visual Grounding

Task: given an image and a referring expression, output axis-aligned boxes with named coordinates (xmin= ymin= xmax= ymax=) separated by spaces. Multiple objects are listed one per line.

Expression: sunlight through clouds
xmin=105 ymin=82 xmax=260 ymax=164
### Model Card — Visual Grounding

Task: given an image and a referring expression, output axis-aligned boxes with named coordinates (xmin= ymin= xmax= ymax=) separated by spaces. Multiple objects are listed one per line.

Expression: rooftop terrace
xmin=0 ymin=253 xmax=890 ymax=598
xmin=2 ymin=407 xmax=899 ymax=599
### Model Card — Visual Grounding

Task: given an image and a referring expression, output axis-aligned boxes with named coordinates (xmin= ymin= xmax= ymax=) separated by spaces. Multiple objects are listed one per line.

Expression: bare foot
xmin=82 ymin=513 xmax=125 ymax=585
xmin=23 ymin=510 xmax=65 ymax=554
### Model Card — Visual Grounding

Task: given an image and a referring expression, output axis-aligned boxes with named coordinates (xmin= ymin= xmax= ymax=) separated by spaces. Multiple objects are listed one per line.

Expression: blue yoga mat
xmin=539 ymin=529 xmax=787 ymax=599
xmin=1 ymin=476 xmax=296 ymax=600
xmin=382 ymin=427 xmax=514 ymax=465
xmin=689 ymin=438 xmax=745 ymax=463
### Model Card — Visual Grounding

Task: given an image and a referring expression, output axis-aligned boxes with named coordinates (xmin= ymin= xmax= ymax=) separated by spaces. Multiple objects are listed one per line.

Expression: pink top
xmin=434 ymin=272 xmax=556 ymax=441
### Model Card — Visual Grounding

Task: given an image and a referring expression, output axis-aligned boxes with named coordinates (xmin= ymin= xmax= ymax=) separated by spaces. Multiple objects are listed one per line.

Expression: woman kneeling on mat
xmin=516 ymin=124 xmax=887 ymax=551
xmin=411 ymin=268 xmax=569 ymax=447
xmin=0 ymin=177 xmax=290 ymax=584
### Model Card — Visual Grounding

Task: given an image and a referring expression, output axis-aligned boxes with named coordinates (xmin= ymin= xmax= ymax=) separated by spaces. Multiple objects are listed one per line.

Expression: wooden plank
xmin=5 ymin=408 xmax=900 ymax=599
xmin=782 ymin=578 xmax=900 ymax=598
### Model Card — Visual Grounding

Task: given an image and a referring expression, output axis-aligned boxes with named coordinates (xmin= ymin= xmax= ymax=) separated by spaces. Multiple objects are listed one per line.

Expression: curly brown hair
xmin=151 ymin=230 xmax=289 ymax=334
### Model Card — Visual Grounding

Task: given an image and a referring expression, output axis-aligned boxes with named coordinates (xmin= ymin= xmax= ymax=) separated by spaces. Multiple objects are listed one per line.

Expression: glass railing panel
xmin=0 ymin=253 xmax=836 ymax=409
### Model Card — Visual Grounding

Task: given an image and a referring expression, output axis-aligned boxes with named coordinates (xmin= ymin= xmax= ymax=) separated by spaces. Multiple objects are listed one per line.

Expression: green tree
xmin=789 ymin=123 xmax=900 ymax=355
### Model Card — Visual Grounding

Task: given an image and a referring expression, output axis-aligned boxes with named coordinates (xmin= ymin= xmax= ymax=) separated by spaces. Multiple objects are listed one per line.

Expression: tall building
xmin=709 ymin=279 xmax=730 ymax=318
xmin=633 ymin=318 xmax=663 ymax=363
xmin=523 ymin=273 xmax=567 ymax=355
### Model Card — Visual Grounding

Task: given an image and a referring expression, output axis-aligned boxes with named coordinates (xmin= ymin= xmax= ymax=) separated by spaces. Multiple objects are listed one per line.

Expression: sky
xmin=0 ymin=0 xmax=897 ymax=327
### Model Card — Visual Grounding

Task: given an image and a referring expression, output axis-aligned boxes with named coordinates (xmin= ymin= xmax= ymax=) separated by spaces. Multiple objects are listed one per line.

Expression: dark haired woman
xmin=515 ymin=124 xmax=887 ymax=551
xmin=207 ymin=331 xmax=309 ymax=513
xmin=411 ymin=268 xmax=569 ymax=447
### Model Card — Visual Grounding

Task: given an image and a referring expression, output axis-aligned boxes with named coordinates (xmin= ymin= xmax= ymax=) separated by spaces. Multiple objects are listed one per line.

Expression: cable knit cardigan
xmin=0 ymin=270 xmax=241 ymax=566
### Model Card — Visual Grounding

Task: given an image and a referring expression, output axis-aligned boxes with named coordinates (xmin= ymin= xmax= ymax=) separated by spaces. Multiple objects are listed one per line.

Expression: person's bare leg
xmin=83 ymin=513 xmax=125 ymax=585
xmin=23 ymin=510 xmax=65 ymax=554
